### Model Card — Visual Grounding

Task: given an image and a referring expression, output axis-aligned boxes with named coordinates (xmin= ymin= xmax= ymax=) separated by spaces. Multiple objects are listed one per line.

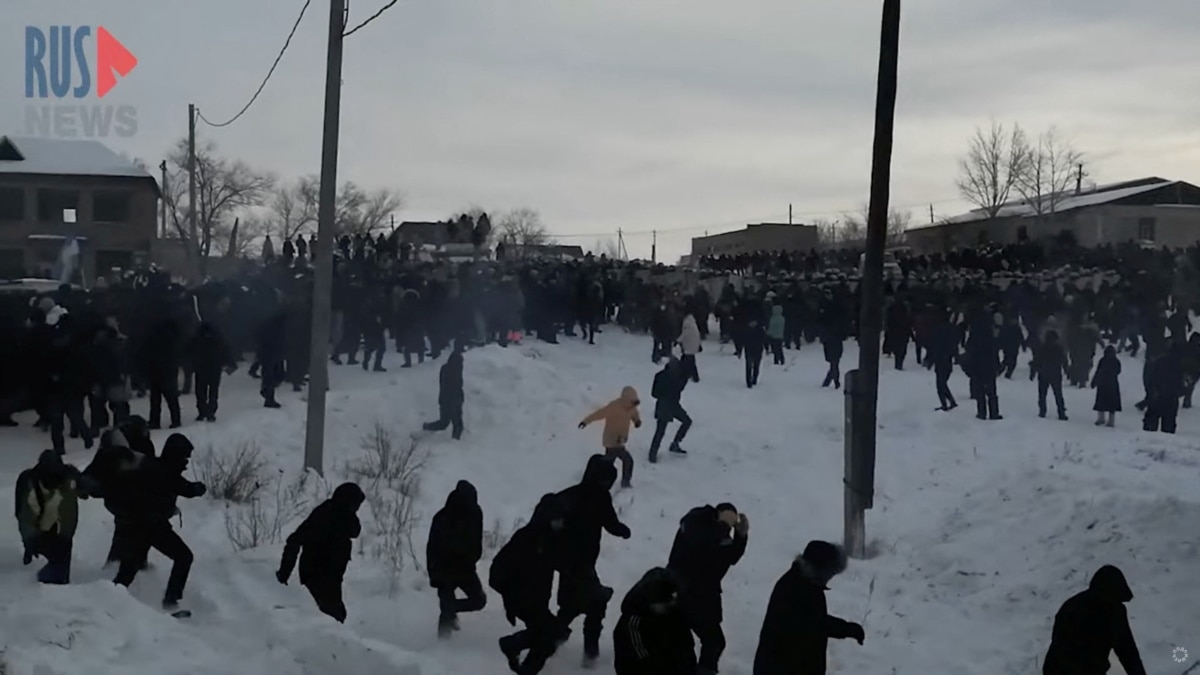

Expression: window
xmin=1137 ymin=217 xmax=1156 ymax=242
xmin=36 ymin=189 xmax=80 ymax=222
xmin=93 ymin=192 xmax=131 ymax=223
xmin=0 ymin=188 xmax=23 ymax=221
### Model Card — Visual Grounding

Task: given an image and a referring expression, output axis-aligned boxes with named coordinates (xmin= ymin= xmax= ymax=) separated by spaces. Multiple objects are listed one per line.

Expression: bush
xmin=196 ymin=442 xmax=267 ymax=504
xmin=482 ymin=516 xmax=525 ymax=554
xmin=223 ymin=469 xmax=311 ymax=552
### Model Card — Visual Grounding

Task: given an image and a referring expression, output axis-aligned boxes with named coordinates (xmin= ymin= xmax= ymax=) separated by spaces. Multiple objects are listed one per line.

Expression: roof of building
xmin=504 ymin=243 xmax=585 ymax=257
xmin=924 ymin=177 xmax=1182 ymax=229
xmin=0 ymin=136 xmax=153 ymax=179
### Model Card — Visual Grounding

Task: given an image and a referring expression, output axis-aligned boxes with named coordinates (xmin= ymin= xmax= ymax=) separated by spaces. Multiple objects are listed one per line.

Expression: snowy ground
xmin=0 ymin=330 xmax=1197 ymax=674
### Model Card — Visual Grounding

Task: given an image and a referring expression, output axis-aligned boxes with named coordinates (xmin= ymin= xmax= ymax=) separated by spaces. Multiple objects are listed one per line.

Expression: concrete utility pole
xmin=303 ymin=0 xmax=346 ymax=474
xmin=159 ymin=160 xmax=168 ymax=239
xmin=651 ymin=229 xmax=657 ymax=264
xmin=187 ymin=104 xmax=198 ymax=280
xmin=845 ymin=0 xmax=901 ymax=559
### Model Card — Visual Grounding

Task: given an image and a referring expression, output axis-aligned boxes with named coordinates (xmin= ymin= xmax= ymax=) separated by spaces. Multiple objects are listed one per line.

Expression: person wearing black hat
xmin=613 ymin=567 xmax=696 ymax=675
xmin=753 ymin=540 xmax=865 ymax=675
xmin=277 ymin=482 xmax=366 ymax=623
xmin=667 ymin=502 xmax=748 ymax=675
xmin=427 ymin=480 xmax=486 ymax=637
xmin=1042 ymin=565 xmax=1147 ymax=675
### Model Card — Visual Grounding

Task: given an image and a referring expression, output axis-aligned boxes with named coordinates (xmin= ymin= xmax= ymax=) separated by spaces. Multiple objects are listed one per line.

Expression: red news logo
xmin=25 ymin=26 xmax=137 ymax=99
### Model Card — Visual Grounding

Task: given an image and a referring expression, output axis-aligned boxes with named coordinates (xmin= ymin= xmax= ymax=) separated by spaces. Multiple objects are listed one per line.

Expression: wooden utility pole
xmin=159 ymin=160 xmax=168 ymax=239
xmin=651 ymin=229 xmax=657 ymax=264
xmin=846 ymin=0 xmax=901 ymax=559
xmin=789 ymin=203 xmax=793 ymax=224
xmin=303 ymin=0 xmax=346 ymax=475
xmin=929 ymin=203 xmax=934 ymax=224
xmin=187 ymin=104 xmax=198 ymax=280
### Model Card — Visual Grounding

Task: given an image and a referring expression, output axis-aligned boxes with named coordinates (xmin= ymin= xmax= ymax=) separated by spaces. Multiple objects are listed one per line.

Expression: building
xmin=499 ymin=243 xmax=585 ymax=261
xmin=907 ymin=177 xmax=1200 ymax=253
xmin=0 ymin=135 xmax=159 ymax=281
xmin=690 ymin=222 xmax=819 ymax=257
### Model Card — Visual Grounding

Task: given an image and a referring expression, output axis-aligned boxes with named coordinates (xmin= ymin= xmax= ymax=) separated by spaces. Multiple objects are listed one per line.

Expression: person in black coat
xmin=927 ymin=309 xmax=958 ymax=411
xmin=1042 ymin=565 xmax=1147 ymax=675
xmin=1143 ymin=342 xmax=1185 ymax=433
xmin=883 ymin=300 xmax=913 ymax=370
xmin=964 ymin=311 xmax=1002 ymax=420
xmin=667 ymin=503 xmax=748 ymax=675
xmin=256 ymin=309 xmax=287 ymax=409
xmin=742 ymin=317 xmax=766 ymax=389
xmin=648 ymin=357 xmax=692 ymax=463
xmin=1091 ymin=345 xmax=1121 ymax=427
xmin=42 ymin=314 xmax=94 ymax=454
xmin=113 ymin=433 xmax=206 ymax=610
xmin=1033 ymin=330 xmax=1069 ymax=421
xmin=140 ymin=315 xmax=183 ymax=429
xmin=423 ymin=348 xmax=465 ymax=439
xmin=613 ymin=567 xmax=697 ymax=675
xmin=753 ymin=540 xmax=864 ymax=675
xmin=360 ymin=292 xmax=389 ymax=372
xmin=551 ymin=454 xmax=631 ymax=666
xmin=819 ymin=294 xmax=845 ymax=389
xmin=82 ymin=429 xmax=146 ymax=567
xmin=997 ymin=313 xmax=1024 ymax=379
xmin=276 ymin=482 xmax=366 ymax=623
xmin=427 ymin=480 xmax=487 ymax=637
xmin=492 ymin=493 xmax=568 ymax=675
xmin=188 ymin=321 xmax=235 ymax=423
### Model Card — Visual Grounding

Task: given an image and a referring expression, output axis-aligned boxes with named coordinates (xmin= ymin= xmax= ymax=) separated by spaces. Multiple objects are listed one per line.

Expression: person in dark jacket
xmin=883 ymin=300 xmax=913 ymax=370
xmin=42 ymin=314 xmax=94 ymax=454
xmin=819 ymin=295 xmax=845 ymax=389
xmin=1042 ymin=565 xmax=1147 ymax=675
xmin=493 ymin=493 xmax=568 ymax=675
xmin=1091 ymin=345 xmax=1121 ymax=427
xmin=1034 ymin=330 xmax=1069 ymax=421
xmin=188 ymin=321 xmax=235 ymax=423
xmin=648 ymin=357 xmax=692 ymax=463
xmin=964 ymin=311 xmax=1002 ymax=420
xmin=998 ymin=313 xmax=1024 ymax=379
xmin=82 ymin=429 xmax=147 ymax=567
xmin=113 ymin=433 xmax=206 ymax=610
xmin=141 ymin=315 xmax=183 ymax=429
xmin=256 ymin=309 xmax=287 ymax=409
xmin=360 ymin=292 xmax=389 ymax=372
xmin=276 ymin=482 xmax=366 ymax=623
xmin=15 ymin=450 xmax=85 ymax=584
xmin=742 ymin=317 xmax=766 ymax=389
xmin=753 ymin=540 xmax=864 ymax=675
xmin=667 ymin=503 xmax=748 ymax=675
xmin=1143 ymin=342 xmax=1185 ymax=433
xmin=552 ymin=455 xmax=631 ymax=667
xmin=928 ymin=310 xmax=958 ymax=411
xmin=427 ymin=480 xmax=487 ymax=637
xmin=613 ymin=567 xmax=697 ymax=675
xmin=423 ymin=348 xmax=465 ymax=439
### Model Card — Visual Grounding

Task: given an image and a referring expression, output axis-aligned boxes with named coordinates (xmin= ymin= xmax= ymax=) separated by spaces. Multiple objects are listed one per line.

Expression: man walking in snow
xmin=579 ymin=386 xmax=641 ymax=488
xmin=427 ymin=480 xmax=487 ymax=637
xmin=277 ymin=482 xmax=366 ymax=623
xmin=648 ymin=358 xmax=691 ymax=463
xmin=1042 ymin=565 xmax=1147 ymax=675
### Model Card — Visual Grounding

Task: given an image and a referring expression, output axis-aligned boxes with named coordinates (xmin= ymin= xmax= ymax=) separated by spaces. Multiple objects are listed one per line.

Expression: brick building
xmin=690 ymin=222 xmax=819 ymax=257
xmin=0 ymin=136 xmax=159 ymax=282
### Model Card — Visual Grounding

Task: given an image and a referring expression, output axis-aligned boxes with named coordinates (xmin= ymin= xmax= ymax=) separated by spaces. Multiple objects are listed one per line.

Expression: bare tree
xmin=496 ymin=208 xmax=554 ymax=255
xmin=956 ymin=121 xmax=1028 ymax=219
xmin=841 ymin=205 xmax=912 ymax=247
xmin=295 ymin=176 xmax=404 ymax=237
xmin=813 ymin=217 xmax=842 ymax=249
xmin=164 ymin=139 xmax=275 ymax=277
xmin=886 ymin=208 xmax=912 ymax=245
xmin=266 ymin=180 xmax=318 ymax=241
xmin=1013 ymin=127 xmax=1086 ymax=219
xmin=589 ymin=238 xmax=621 ymax=258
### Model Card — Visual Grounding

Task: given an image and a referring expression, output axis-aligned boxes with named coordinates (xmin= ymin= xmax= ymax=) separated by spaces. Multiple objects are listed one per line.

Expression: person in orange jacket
xmin=579 ymin=386 xmax=641 ymax=488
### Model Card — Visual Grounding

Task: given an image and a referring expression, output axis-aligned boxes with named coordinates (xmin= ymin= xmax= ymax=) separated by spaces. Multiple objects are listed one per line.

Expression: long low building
xmin=691 ymin=222 xmax=818 ymax=257
xmin=907 ymin=177 xmax=1200 ymax=253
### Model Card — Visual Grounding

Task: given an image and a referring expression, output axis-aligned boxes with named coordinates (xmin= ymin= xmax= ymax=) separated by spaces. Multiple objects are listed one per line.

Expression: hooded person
xmin=423 ymin=349 xmax=465 ymax=440
xmin=648 ymin=357 xmax=692 ymax=463
xmin=83 ymin=429 xmax=148 ymax=567
xmin=493 ymin=493 xmax=569 ymax=675
xmin=15 ymin=450 xmax=85 ymax=584
xmin=551 ymin=455 xmax=631 ymax=667
xmin=118 ymin=415 xmax=157 ymax=458
xmin=613 ymin=567 xmax=697 ymax=675
xmin=277 ymin=482 xmax=366 ymax=623
xmin=114 ymin=433 xmax=207 ymax=611
xmin=678 ymin=314 xmax=702 ymax=382
xmin=427 ymin=480 xmax=486 ymax=637
xmin=766 ymin=305 xmax=786 ymax=365
xmin=667 ymin=503 xmax=749 ymax=675
xmin=578 ymin=386 xmax=641 ymax=488
xmin=1042 ymin=565 xmax=1147 ymax=675
xmin=753 ymin=540 xmax=865 ymax=675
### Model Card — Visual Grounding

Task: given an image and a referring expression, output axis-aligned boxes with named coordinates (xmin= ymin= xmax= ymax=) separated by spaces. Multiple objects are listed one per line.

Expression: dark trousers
xmin=892 ymin=342 xmax=908 ymax=370
xmin=648 ymin=408 xmax=692 ymax=461
xmin=680 ymin=354 xmax=700 ymax=382
xmin=769 ymin=338 xmax=785 ymax=364
xmin=47 ymin=394 xmax=90 ymax=454
xmin=500 ymin=604 xmax=559 ymax=674
xmin=683 ymin=594 xmax=726 ymax=672
xmin=556 ymin=567 xmax=613 ymax=657
xmin=88 ymin=390 xmax=130 ymax=433
xmin=114 ymin=523 xmax=193 ymax=604
xmin=1038 ymin=377 xmax=1066 ymax=418
xmin=195 ymin=367 xmax=221 ymax=418
xmin=1002 ymin=350 xmax=1018 ymax=378
xmin=306 ymin=578 xmax=348 ymax=622
xmin=652 ymin=338 xmax=672 ymax=363
xmin=935 ymin=363 xmax=956 ymax=409
xmin=148 ymin=372 xmax=181 ymax=427
xmin=424 ymin=401 xmax=464 ymax=439
xmin=605 ymin=446 xmax=634 ymax=486
xmin=973 ymin=377 xmax=1000 ymax=419
xmin=744 ymin=352 xmax=762 ymax=387
xmin=31 ymin=532 xmax=72 ymax=584
xmin=260 ymin=358 xmax=284 ymax=403
xmin=436 ymin=571 xmax=487 ymax=623
xmin=1143 ymin=395 xmax=1179 ymax=434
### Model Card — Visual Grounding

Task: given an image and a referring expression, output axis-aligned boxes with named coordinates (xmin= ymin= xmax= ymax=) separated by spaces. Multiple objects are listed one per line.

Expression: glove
xmin=633 ymin=420 xmax=641 ymax=429
xmin=698 ymin=344 xmax=703 ymax=352
xmin=614 ymin=523 xmax=632 ymax=539
xmin=846 ymin=621 xmax=865 ymax=645
xmin=22 ymin=545 xmax=33 ymax=565
xmin=505 ymin=609 xmax=517 ymax=626
xmin=578 ymin=422 xmax=586 ymax=429
xmin=275 ymin=569 xmax=289 ymax=585
xmin=735 ymin=513 xmax=750 ymax=536
xmin=194 ymin=482 xmax=207 ymax=497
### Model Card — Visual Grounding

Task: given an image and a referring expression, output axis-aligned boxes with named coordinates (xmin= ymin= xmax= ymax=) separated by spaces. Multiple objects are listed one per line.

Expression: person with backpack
xmin=427 ymin=480 xmax=487 ymax=637
xmin=16 ymin=450 xmax=85 ymax=584
xmin=276 ymin=482 xmax=366 ymax=623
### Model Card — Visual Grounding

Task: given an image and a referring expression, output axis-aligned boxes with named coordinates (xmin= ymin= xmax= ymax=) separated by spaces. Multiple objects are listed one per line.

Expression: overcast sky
xmin=6 ymin=0 xmax=1199 ymax=261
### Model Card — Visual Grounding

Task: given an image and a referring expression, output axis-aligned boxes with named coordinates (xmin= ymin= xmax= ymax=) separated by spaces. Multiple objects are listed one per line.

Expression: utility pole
xmin=929 ymin=203 xmax=934 ymax=224
xmin=187 ymin=104 xmax=198 ymax=281
xmin=1075 ymin=163 xmax=1084 ymax=194
xmin=617 ymin=228 xmax=626 ymax=261
xmin=303 ymin=0 xmax=346 ymax=475
xmin=159 ymin=160 xmax=168 ymax=239
xmin=845 ymin=0 xmax=901 ymax=560
xmin=651 ymin=229 xmax=657 ymax=264
xmin=789 ymin=203 xmax=793 ymax=225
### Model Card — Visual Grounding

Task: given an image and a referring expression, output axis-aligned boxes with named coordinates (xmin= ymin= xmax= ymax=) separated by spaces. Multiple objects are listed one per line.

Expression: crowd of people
xmin=7 ymin=233 xmax=1195 ymax=674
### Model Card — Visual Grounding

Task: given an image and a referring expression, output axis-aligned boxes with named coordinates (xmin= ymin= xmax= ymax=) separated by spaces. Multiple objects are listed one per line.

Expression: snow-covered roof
xmin=930 ymin=179 xmax=1179 ymax=228
xmin=0 ymin=136 xmax=152 ymax=179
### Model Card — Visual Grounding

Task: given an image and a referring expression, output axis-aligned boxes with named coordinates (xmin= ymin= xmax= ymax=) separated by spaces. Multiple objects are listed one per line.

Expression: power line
xmin=196 ymin=0 xmax=312 ymax=128
xmin=343 ymin=0 xmax=400 ymax=37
